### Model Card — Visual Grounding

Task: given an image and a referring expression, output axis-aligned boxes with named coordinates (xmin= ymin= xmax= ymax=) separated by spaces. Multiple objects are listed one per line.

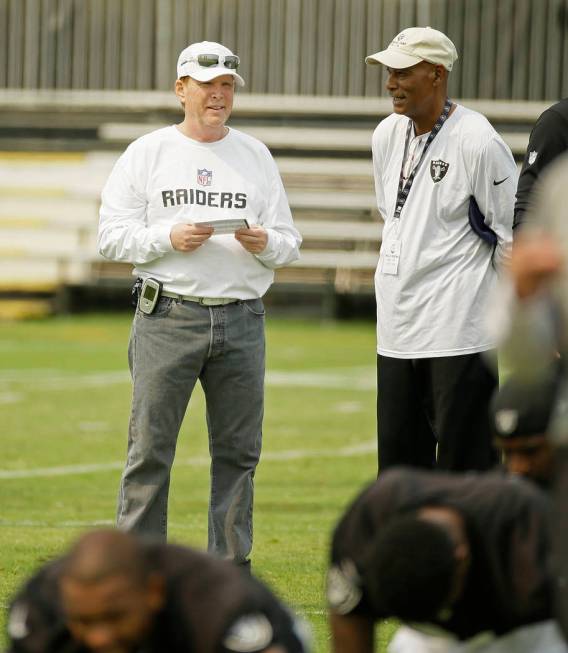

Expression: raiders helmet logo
xmin=222 ymin=614 xmax=273 ymax=652
xmin=326 ymin=559 xmax=362 ymax=615
xmin=430 ymin=159 xmax=449 ymax=183
xmin=495 ymin=409 xmax=519 ymax=435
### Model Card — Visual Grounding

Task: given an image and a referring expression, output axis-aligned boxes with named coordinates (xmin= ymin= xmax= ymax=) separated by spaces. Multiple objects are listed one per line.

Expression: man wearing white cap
xmin=98 ymin=41 xmax=301 ymax=568
xmin=366 ymin=27 xmax=516 ymax=473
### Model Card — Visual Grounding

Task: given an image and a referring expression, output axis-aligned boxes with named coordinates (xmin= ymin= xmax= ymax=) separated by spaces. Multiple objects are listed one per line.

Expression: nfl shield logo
xmin=430 ymin=159 xmax=449 ymax=183
xmin=197 ymin=168 xmax=212 ymax=186
xmin=528 ymin=150 xmax=538 ymax=165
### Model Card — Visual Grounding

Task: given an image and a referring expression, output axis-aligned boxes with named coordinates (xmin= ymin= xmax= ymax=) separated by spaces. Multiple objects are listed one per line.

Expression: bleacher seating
xmin=0 ymin=92 xmax=545 ymax=317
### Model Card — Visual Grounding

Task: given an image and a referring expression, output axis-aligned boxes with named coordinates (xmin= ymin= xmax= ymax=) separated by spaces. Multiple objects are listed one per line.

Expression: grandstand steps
xmin=0 ymin=90 xmax=538 ymax=316
xmin=0 ymin=149 xmax=381 ymax=316
xmin=98 ymin=122 xmax=530 ymax=159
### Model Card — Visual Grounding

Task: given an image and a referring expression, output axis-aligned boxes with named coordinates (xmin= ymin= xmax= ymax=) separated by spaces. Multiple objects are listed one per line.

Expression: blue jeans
xmin=117 ymin=295 xmax=265 ymax=563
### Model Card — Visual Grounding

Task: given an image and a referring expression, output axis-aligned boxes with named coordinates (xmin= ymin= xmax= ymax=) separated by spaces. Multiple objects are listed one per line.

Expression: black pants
xmin=377 ymin=353 xmax=498 ymax=472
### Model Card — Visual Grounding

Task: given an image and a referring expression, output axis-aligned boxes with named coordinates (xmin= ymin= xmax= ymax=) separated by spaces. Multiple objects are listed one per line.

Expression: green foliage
xmin=0 ymin=314 xmax=396 ymax=651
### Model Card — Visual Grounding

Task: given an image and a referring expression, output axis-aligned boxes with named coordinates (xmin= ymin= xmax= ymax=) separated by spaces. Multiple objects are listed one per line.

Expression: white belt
xmin=161 ymin=291 xmax=238 ymax=306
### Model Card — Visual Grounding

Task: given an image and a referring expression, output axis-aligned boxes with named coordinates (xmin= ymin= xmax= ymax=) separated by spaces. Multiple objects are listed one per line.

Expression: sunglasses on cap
xmin=183 ymin=54 xmax=240 ymax=69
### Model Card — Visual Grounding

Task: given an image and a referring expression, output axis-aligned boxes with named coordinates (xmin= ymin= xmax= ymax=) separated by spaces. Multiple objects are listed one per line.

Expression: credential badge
xmin=430 ymin=159 xmax=449 ymax=183
xmin=528 ymin=151 xmax=538 ymax=166
xmin=197 ymin=168 xmax=212 ymax=186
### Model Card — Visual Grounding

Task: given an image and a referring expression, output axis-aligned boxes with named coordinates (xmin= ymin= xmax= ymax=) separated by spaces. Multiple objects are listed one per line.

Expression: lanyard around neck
xmin=394 ymin=98 xmax=453 ymax=219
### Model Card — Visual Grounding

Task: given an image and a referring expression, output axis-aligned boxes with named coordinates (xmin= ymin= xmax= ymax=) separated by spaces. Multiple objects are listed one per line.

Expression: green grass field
xmin=0 ymin=313 xmax=398 ymax=652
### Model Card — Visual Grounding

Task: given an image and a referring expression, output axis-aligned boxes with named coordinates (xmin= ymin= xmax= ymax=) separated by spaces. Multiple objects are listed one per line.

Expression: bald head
xmin=61 ymin=529 xmax=150 ymax=587
xmin=58 ymin=530 xmax=164 ymax=652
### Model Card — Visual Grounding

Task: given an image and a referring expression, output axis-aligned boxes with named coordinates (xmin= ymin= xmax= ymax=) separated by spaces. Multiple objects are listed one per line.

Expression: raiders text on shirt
xmin=162 ymin=188 xmax=247 ymax=209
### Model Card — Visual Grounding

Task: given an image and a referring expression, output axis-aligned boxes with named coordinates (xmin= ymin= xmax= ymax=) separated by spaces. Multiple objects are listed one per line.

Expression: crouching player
xmin=6 ymin=529 xmax=309 ymax=653
xmin=327 ymin=467 xmax=566 ymax=652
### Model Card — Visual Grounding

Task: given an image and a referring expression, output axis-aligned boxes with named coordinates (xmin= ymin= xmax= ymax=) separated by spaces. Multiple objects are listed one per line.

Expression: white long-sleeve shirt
xmin=98 ymin=125 xmax=301 ymax=299
xmin=373 ymin=104 xmax=516 ymax=358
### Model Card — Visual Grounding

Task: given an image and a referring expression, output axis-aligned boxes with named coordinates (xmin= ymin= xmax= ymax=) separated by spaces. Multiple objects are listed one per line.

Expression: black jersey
xmin=327 ymin=468 xmax=552 ymax=640
xmin=6 ymin=544 xmax=307 ymax=653
xmin=515 ymin=98 xmax=568 ymax=230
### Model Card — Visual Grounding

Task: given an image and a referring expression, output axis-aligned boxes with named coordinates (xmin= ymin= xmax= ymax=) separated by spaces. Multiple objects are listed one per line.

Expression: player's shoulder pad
xmin=222 ymin=612 xmax=274 ymax=653
xmin=326 ymin=558 xmax=362 ymax=615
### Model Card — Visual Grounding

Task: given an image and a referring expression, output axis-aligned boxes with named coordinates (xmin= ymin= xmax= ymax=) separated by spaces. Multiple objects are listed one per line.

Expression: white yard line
xmin=0 ymin=367 xmax=376 ymax=403
xmin=0 ymin=370 xmax=131 ymax=389
xmin=0 ymin=519 xmax=114 ymax=528
xmin=0 ymin=461 xmax=125 ymax=479
xmin=267 ymin=370 xmax=375 ymax=390
xmin=0 ymin=392 xmax=23 ymax=404
xmin=0 ymin=441 xmax=375 ymax=480
xmin=0 ymin=367 xmax=376 ymax=391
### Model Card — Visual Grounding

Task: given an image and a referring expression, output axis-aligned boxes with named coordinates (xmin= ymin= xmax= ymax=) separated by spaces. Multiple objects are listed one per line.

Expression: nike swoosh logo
xmin=493 ymin=177 xmax=509 ymax=186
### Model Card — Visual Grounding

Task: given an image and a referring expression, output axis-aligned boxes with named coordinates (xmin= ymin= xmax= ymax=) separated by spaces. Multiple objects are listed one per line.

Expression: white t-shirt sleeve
xmin=98 ymin=149 xmax=174 ymax=265
xmin=469 ymin=135 xmax=516 ymax=269
xmin=254 ymin=154 xmax=302 ymax=269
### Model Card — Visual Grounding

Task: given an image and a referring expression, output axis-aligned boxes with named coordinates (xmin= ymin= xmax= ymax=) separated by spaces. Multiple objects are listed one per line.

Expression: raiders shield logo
xmin=495 ymin=409 xmax=519 ymax=435
xmin=430 ymin=159 xmax=449 ymax=183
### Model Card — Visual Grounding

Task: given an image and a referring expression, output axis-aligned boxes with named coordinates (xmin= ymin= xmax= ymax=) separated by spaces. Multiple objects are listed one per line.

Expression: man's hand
xmin=170 ymin=223 xmax=214 ymax=252
xmin=235 ymin=225 xmax=268 ymax=254
xmin=511 ymin=232 xmax=564 ymax=300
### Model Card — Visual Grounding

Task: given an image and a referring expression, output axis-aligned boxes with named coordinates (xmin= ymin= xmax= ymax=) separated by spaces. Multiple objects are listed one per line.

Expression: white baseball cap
xmin=365 ymin=27 xmax=458 ymax=71
xmin=176 ymin=41 xmax=245 ymax=86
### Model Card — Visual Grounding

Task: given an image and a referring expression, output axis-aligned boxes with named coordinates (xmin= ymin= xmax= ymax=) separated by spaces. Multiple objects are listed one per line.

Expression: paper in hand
xmin=194 ymin=218 xmax=250 ymax=235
